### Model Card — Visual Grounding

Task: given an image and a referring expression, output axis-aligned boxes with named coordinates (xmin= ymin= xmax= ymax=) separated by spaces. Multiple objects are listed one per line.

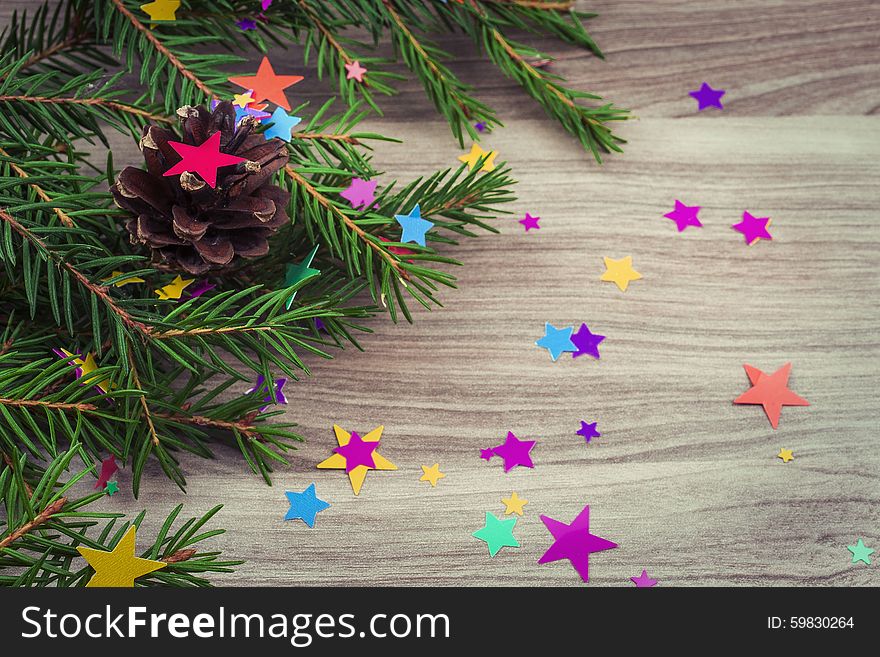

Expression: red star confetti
xmin=734 ymin=363 xmax=809 ymax=429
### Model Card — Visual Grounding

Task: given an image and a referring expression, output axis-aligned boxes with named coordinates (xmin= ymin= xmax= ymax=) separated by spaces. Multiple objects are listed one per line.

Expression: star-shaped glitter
xmin=491 ymin=431 xmax=536 ymax=473
xmin=570 ymin=323 xmax=604 ymax=359
xmin=335 ymin=431 xmax=380 ymax=472
xmin=473 ymin=512 xmax=520 ymax=557
xmin=420 ymin=463 xmax=446 ymax=487
xmin=502 ymin=492 xmax=528 ymax=516
xmin=847 ymin=539 xmax=874 ymax=565
xmin=576 ymin=421 xmax=600 ymax=443
xmin=264 ymin=106 xmax=302 ymax=141
xmin=77 ymin=526 xmax=166 ymax=587
xmin=284 ymin=483 xmax=330 ymax=527
xmin=777 ymin=448 xmax=794 ymax=463
xmin=536 ymin=322 xmax=576 ymax=361
xmin=458 ymin=144 xmax=498 ymax=172
xmin=236 ymin=17 xmax=257 ymax=31
xmin=163 ymin=131 xmax=247 ymax=188
xmin=105 ymin=481 xmax=119 ymax=496
xmin=538 ymin=505 xmax=618 ymax=583
xmin=474 ymin=121 xmax=487 ymax=132
xmin=734 ymin=363 xmax=809 ymax=429
xmin=732 ymin=211 xmax=772 ymax=245
xmin=95 ymin=455 xmax=118 ymax=490
xmin=340 ymin=178 xmax=378 ymax=210
xmin=284 ymin=244 xmax=321 ymax=309
xmin=228 ymin=56 xmax=303 ymax=111
xmin=344 ymin=60 xmax=368 ymax=82
xmin=630 ymin=569 xmax=658 ymax=587
xmin=395 ymin=204 xmax=434 ymax=247
xmin=140 ymin=0 xmax=180 ymax=21
xmin=317 ymin=425 xmax=397 ymax=495
xmin=689 ymin=82 xmax=725 ymax=110
xmin=600 ymin=256 xmax=642 ymax=292
xmin=519 ymin=213 xmax=540 ymax=231
xmin=102 ymin=271 xmax=144 ymax=287
xmin=261 ymin=0 xmax=273 ymax=9
xmin=155 ymin=274 xmax=194 ymax=300
xmin=245 ymin=375 xmax=287 ymax=412
xmin=480 ymin=448 xmax=494 ymax=461
xmin=232 ymin=90 xmax=256 ymax=108
xmin=663 ymin=200 xmax=703 ymax=232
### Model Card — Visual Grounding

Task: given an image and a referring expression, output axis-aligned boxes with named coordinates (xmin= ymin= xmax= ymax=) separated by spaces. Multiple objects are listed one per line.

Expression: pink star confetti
xmin=519 ymin=213 xmax=540 ymax=231
xmin=163 ymin=131 xmax=247 ymax=188
xmin=340 ymin=177 xmax=378 ymax=210
xmin=480 ymin=447 xmax=495 ymax=461
xmin=344 ymin=60 xmax=368 ymax=83
xmin=663 ymin=200 xmax=702 ymax=232
xmin=731 ymin=211 xmax=772 ymax=245
xmin=630 ymin=569 xmax=658 ymax=587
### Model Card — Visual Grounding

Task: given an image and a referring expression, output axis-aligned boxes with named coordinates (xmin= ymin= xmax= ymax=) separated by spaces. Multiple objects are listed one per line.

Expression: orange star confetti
xmin=228 ymin=57 xmax=303 ymax=111
xmin=734 ymin=363 xmax=810 ymax=429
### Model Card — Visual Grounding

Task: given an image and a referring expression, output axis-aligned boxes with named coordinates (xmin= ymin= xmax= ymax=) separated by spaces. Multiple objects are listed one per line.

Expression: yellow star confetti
xmin=155 ymin=275 xmax=194 ymax=300
xmin=501 ymin=491 xmax=528 ymax=516
xmin=77 ymin=526 xmax=166 ymax=587
xmin=140 ymin=0 xmax=180 ymax=21
xmin=102 ymin=271 xmax=145 ymax=287
xmin=777 ymin=448 xmax=794 ymax=463
xmin=56 ymin=348 xmax=113 ymax=394
xmin=419 ymin=463 xmax=446 ymax=487
xmin=600 ymin=255 xmax=642 ymax=292
xmin=232 ymin=90 xmax=256 ymax=108
xmin=317 ymin=425 xmax=397 ymax=495
xmin=458 ymin=144 xmax=498 ymax=172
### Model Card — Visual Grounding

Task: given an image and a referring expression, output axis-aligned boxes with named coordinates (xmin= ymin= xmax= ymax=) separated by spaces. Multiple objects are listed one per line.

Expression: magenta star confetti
xmin=491 ymin=432 xmax=536 ymax=472
xmin=480 ymin=447 xmax=495 ymax=461
xmin=246 ymin=375 xmax=288 ymax=412
xmin=731 ymin=211 xmax=773 ymax=245
xmin=663 ymin=200 xmax=703 ymax=232
xmin=95 ymin=455 xmax=118 ymax=490
xmin=538 ymin=505 xmax=617 ymax=583
xmin=689 ymin=82 xmax=725 ymax=111
xmin=576 ymin=421 xmax=600 ymax=443
xmin=570 ymin=323 xmax=604 ymax=359
xmin=379 ymin=236 xmax=415 ymax=263
xmin=631 ymin=570 xmax=658 ymax=587
xmin=261 ymin=0 xmax=273 ymax=9
xmin=184 ymin=280 xmax=216 ymax=299
xmin=519 ymin=213 xmax=540 ymax=232
xmin=236 ymin=18 xmax=257 ymax=31
xmin=334 ymin=431 xmax=379 ymax=472
xmin=340 ymin=177 xmax=378 ymax=210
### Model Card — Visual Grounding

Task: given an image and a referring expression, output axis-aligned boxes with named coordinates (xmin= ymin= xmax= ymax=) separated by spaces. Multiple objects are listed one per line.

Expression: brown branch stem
xmin=284 ymin=165 xmax=409 ymax=281
xmin=154 ymin=411 xmax=259 ymax=439
xmin=0 ymin=398 xmax=97 ymax=412
xmin=110 ymin=0 xmax=216 ymax=100
xmin=0 ymin=146 xmax=75 ymax=228
xmin=0 ymin=95 xmax=172 ymax=123
xmin=127 ymin=350 xmax=160 ymax=446
xmin=292 ymin=132 xmax=361 ymax=145
xmin=0 ymin=497 xmax=67 ymax=550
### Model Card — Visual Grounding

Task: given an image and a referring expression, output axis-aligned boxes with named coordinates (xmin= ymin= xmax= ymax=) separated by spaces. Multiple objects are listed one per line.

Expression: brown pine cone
xmin=111 ymin=102 xmax=290 ymax=275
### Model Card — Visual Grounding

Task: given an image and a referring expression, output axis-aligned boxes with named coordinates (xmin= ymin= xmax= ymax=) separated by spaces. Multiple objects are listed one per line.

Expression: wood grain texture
xmin=2 ymin=1 xmax=878 ymax=586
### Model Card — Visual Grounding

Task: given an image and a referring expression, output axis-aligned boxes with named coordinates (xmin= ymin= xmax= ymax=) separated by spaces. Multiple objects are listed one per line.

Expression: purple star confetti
xmin=576 ymin=421 xmax=600 ymax=444
xmin=184 ymin=280 xmax=216 ymax=299
xmin=474 ymin=121 xmax=487 ymax=132
xmin=689 ymin=82 xmax=725 ymax=111
xmin=631 ymin=570 xmax=658 ymax=587
xmin=246 ymin=375 xmax=288 ymax=412
xmin=340 ymin=177 xmax=378 ymax=210
xmin=538 ymin=505 xmax=617 ymax=583
xmin=236 ymin=18 xmax=257 ymax=31
xmin=570 ymin=323 xmax=605 ymax=359
xmin=334 ymin=431 xmax=380 ymax=472
xmin=731 ymin=211 xmax=773 ymax=245
xmin=491 ymin=432 xmax=536 ymax=472
xmin=663 ymin=200 xmax=703 ymax=232
xmin=519 ymin=213 xmax=540 ymax=232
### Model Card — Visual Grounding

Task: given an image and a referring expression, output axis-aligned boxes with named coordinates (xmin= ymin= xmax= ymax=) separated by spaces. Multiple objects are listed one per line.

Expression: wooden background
xmin=3 ymin=1 xmax=878 ymax=586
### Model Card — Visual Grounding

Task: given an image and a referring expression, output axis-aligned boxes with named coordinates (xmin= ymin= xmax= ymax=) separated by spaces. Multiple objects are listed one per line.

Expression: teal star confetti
xmin=847 ymin=538 xmax=875 ymax=565
xmin=472 ymin=512 xmax=520 ymax=557
xmin=284 ymin=244 xmax=321 ymax=309
xmin=535 ymin=322 xmax=576 ymax=361
xmin=284 ymin=483 xmax=331 ymax=528
xmin=394 ymin=204 xmax=433 ymax=247
xmin=105 ymin=481 xmax=119 ymax=496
